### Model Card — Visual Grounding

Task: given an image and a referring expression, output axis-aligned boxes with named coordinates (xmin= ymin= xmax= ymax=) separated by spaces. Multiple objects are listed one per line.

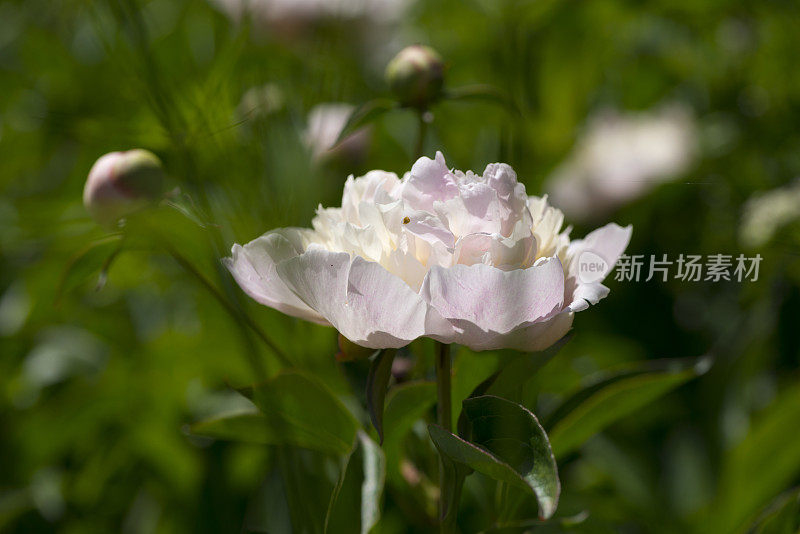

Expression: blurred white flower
xmin=546 ymin=105 xmax=697 ymax=221
xmin=83 ymin=149 xmax=165 ymax=224
xmin=740 ymin=179 xmax=800 ymax=248
xmin=226 ymin=152 xmax=631 ymax=351
xmin=237 ymin=83 xmax=285 ymax=121
xmin=210 ymin=0 xmax=410 ymax=29
xmin=303 ymin=103 xmax=370 ymax=163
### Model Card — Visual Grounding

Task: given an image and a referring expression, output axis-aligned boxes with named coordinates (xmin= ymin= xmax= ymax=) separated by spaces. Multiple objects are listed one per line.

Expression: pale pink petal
xmin=342 ymin=170 xmax=401 ymax=224
xmin=421 ymin=257 xmax=565 ymax=348
xmin=564 ymin=223 xmax=632 ymax=309
xmin=450 ymin=310 xmax=574 ymax=352
xmin=276 ymin=248 xmax=455 ymax=348
xmin=567 ymin=223 xmax=632 ymax=279
xmin=403 ymin=209 xmax=455 ymax=249
xmin=483 ymin=163 xmax=530 ymax=231
xmin=567 ymin=282 xmax=610 ymax=312
xmin=401 ymin=152 xmax=458 ymax=212
xmin=436 ymin=185 xmax=504 ymax=237
xmin=224 ymin=230 xmax=328 ymax=324
xmin=453 ymin=232 xmax=535 ymax=270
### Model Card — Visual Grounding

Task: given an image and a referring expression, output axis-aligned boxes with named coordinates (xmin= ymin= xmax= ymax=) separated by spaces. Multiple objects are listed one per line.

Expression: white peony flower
xmin=226 ymin=152 xmax=631 ymax=351
xmin=546 ymin=105 xmax=696 ymax=221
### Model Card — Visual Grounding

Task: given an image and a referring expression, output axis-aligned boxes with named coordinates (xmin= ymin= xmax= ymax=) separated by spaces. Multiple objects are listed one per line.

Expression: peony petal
xmin=567 ymin=282 xmax=610 ymax=312
xmin=444 ymin=310 xmax=574 ymax=352
xmin=276 ymin=248 xmax=454 ymax=348
xmin=421 ymin=256 xmax=565 ymax=341
xmin=453 ymin=232 xmax=535 ymax=270
xmin=401 ymin=152 xmax=458 ymax=212
xmin=435 ymin=185 xmax=505 ymax=237
xmin=342 ymin=170 xmax=401 ymax=224
xmin=567 ymin=222 xmax=632 ymax=279
xmin=224 ymin=229 xmax=328 ymax=324
xmin=564 ymin=222 xmax=632 ymax=309
xmin=403 ymin=208 xmax=455 ymax=250
xmin=529 ymin=194 xmax=569 ymax=259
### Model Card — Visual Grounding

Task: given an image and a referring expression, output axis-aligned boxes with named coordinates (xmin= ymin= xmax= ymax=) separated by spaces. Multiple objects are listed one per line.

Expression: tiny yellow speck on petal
xmin=403 ymin=216 xmax=411 ymax=224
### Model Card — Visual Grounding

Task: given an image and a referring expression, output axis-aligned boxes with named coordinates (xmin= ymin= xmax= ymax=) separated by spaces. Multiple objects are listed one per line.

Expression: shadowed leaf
xmin=430 ymin=395 xmax=560 ymax=519
xmin=546 ymin=357 xmax=710 ymax=458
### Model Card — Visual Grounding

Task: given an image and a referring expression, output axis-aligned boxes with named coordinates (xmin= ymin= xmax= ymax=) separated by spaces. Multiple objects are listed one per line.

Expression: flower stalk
xmin=435 ymin=341 xmax=454 ymax=532
xmin=415 ymin=110 xmax=428 ymax=159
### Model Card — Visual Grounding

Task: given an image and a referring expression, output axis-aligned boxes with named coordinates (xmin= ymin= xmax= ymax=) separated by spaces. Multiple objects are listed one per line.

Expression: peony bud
xmin=385 ymin=45 xmax=445 ymax=110
xmin=83 ymin=149 xmax=165 ymax=224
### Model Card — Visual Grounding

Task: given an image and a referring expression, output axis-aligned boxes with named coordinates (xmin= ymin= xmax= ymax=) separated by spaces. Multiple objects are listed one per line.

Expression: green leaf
xmin=325 ymin=431 xmax=386 ymax=534
xmin=429 ymin=395 xmax=560 ymax=519
xmin=213 ymin=370 xmax=359 ymax=456
xmin=335 ymin=99 xmax=398 ymax=145
xmin=381 ymin=381 xmax=436 ymax=487
xmin=546 ymin=357 xmax=709 ymax=458
xmin=442 ymin=84 xmax=521 ymax=115
xmin=477 ymin=510 xmax=590 ymax=533
xmin=365 ymin=349 xmax=396 ymax=443
xmin=242 ymin=467 xmax=294 ymax=533
xmin=456 ymin=336 xmax=571 ymax=439
xmin=190 ymin=410 xmax=276 ymax=444
xmin=383 ymin=381 xmax=436 ymax=448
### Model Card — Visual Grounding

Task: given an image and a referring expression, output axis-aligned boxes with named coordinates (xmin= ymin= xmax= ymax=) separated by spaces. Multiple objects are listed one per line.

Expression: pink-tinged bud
xmin=83 ymin=149 xmax=165 ymax=224
xmin=385 ymin=45 xmax=445 ymax=110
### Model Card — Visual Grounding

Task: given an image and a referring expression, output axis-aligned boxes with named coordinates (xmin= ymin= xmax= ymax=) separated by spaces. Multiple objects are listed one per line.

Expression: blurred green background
xmin=2 ymin=0 xmax=800 ymax=532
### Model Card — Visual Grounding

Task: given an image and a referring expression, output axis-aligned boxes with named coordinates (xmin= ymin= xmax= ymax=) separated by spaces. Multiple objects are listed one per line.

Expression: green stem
xmin=436 ymin=342 xmax=452 ymax=432
xmin=435 ymin=341 xmax=454 ymax=532
xmin=166 ymin=247 xmax=289 ymax=373
xmin=415 ymin=110 xmax=428 ymax=159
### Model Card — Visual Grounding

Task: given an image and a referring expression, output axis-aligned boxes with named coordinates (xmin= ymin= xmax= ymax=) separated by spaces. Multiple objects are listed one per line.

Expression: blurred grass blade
xmin=546 ymin=357 xmax=711 ymax=458
xmin=745 ymin=486 xmax=800 ymax=534
xmin=430 ymin=395 xmax=560 ymax=520
xmin=335 ymin=99 xmax=397 ymax=145
xmin=713 ymin=385 xmax=800 ymax=534
xmin=365 ymin=349 xmax=396 ymax=444
xmin=56 ymin=234 xmax=124 ymax=303
xmin=442 ymin=84 xmax=520 ymax=115
xmin=325 ymin=431 xmax=386 ymax=534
